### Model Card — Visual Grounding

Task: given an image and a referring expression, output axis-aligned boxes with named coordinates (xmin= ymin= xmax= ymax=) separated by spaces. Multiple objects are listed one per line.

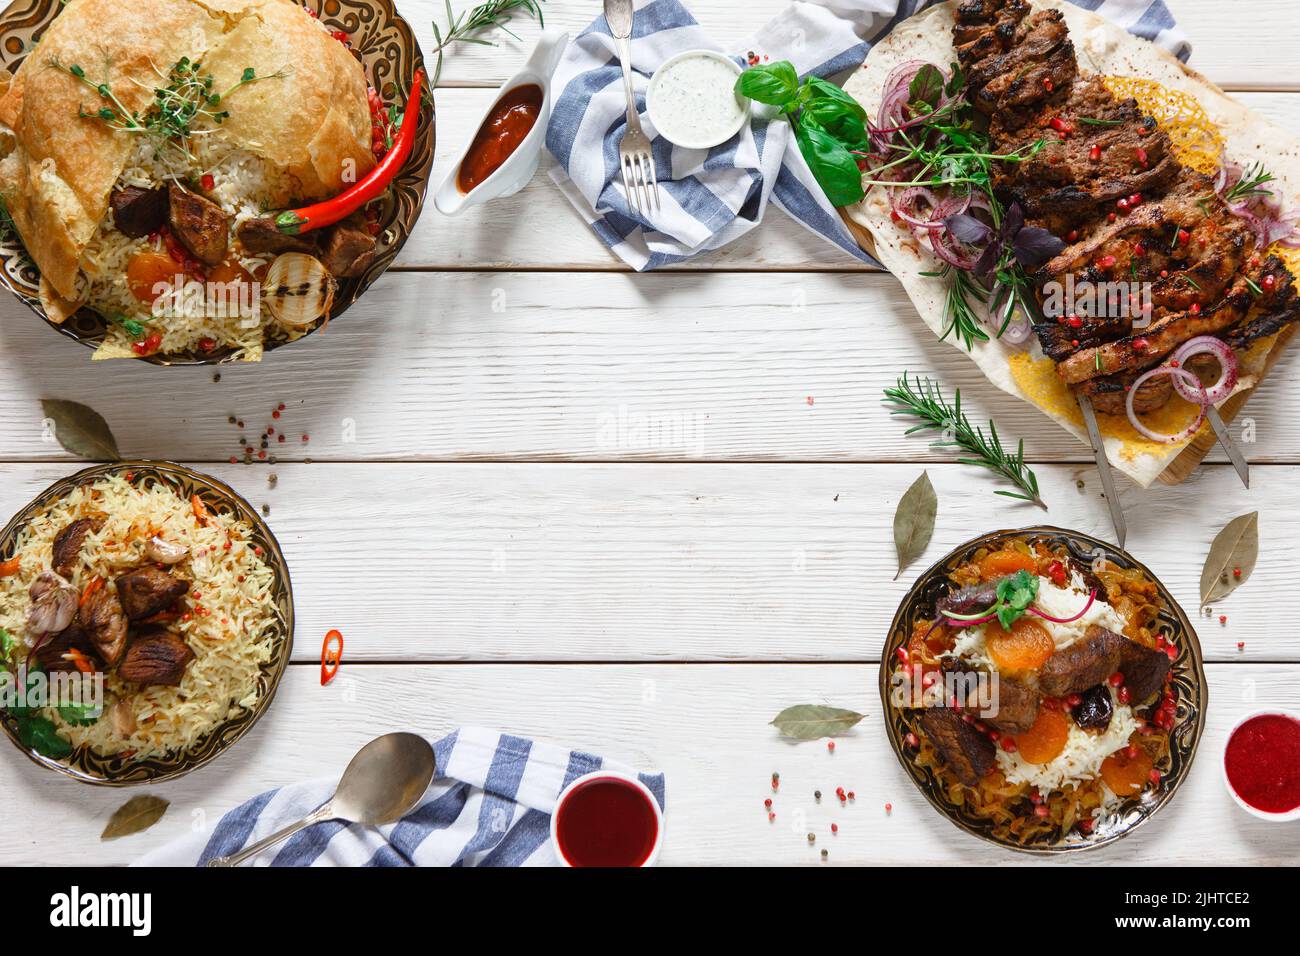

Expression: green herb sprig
xmin=430 ymin=0 xmax=546 ymax=88
xmin=941 ymin=569 xmax=1040 ymax=628
xmin=1224 ymin=161 xmax=1275 ymax=204
xmin=883 ymin=373 xmax=1047 ymax=508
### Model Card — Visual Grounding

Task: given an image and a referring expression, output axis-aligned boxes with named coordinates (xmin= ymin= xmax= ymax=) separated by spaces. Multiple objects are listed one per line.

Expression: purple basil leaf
xmin=1012 ymin=226 xmax=1066 ymax=268
xmin=1001 ymin=201 xmax=1024 ymax=241
xmin=943 ymin=213 xmax=993 ymax=245
xmin=974 ymin=240 xmax=1002 ymax=279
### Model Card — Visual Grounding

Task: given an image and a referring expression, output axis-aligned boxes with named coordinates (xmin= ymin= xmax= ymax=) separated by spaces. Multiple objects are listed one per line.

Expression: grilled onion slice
xmin=263 ymin=253 xmax=336 ymax=328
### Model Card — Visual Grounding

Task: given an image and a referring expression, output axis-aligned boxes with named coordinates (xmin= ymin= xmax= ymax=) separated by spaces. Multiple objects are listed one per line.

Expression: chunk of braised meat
xmin=319 ymin=214 xmax=378 ymax=279
xmin=77 ymin=580 xmax=129 ymax=667
xmin=918 ymin=707 xmax=997 ymax=786
xmin=1038 ymin=624 xmax=1125 ymax=697
xmin=32 ymin=622 xmax=103 ymax=674
xmin=168 ymin=184 xmax=229 ymax=266
xmin=111 ymin=185 xmax=168 ymax=238
xmin=51 ymin=517 xmax=101 ymax=578
xmin=115 ymin=567 xmax=189 ymax=621
xmin=1072 ymin=683 xmax=1114 ymax=731
xmin=235 ymin=217 xmax=318 ymax=256
xmin=117 ymin=628 xmax=195 ymax=686
xmin=986 ymin=674 xmax=1041 ymax=734
xmin=936 ymin=581 xmax=999 ymax=618
xmin=1117 ymin=638 xmax=1171 ymax=707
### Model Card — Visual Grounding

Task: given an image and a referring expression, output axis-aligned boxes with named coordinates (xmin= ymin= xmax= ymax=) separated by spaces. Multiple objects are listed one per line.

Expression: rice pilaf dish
xmin=0 ymin=472 xmax=280 ymax=760
xmin=892 ymin=536 xmax=1179 ymax=846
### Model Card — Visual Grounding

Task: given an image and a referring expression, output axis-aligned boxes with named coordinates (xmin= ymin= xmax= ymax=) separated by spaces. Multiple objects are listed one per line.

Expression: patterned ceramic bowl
xmin=879 ymin=526 xmax=1206 ymax=853
xmin=0 ymin=0 xmax=436 ymax=365
xmin=0 ymin=461 xmax=294 ymax=784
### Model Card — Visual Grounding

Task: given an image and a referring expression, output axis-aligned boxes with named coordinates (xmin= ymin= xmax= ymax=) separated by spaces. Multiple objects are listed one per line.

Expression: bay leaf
xmin=101 ymin=794 xmax=169 ymax=841
xmin=40 ymin=399 xmax=120 ymax=461
xmin=1199 ymin=511 xmax=1258 ymax=607
xmin=771 ymin=704 xmax=865 ymax=740
xmin=893 ymin=471 xmax=937 ymax=580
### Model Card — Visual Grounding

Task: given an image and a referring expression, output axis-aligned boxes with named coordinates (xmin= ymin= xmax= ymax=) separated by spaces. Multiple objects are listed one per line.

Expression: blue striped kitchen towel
xmin=135 ymin=728 xmax=666 ymax=867
xmin=546 ymin=0 xmax=1190 ymax=271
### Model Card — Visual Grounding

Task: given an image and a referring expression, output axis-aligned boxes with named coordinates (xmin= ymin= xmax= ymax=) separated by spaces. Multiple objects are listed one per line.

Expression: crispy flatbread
xmin=0 ymin=0 xmax=374 ymax=302
xmin=842 ymin=0 xmax=1300 ymax=486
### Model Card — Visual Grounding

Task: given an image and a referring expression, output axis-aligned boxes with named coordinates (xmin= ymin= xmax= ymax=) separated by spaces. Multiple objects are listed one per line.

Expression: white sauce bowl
xmin=647 ymin=49 xmax=751 ymax=150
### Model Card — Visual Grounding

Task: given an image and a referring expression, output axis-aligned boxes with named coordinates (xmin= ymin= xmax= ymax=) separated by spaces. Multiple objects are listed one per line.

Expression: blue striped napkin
xmin=545 ymin=0 xmax=1190 ymax=271
xmin=135 ymin=728 xmax=666 ymax=867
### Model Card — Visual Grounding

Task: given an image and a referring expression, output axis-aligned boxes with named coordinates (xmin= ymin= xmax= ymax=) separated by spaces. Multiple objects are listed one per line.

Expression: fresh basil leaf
xmin=735 ymin=60 xmax=799 ymax=108
xmin=803 ymin=76 xmax=866 ymax=119
xmin=908 ymin=64 xmax=945 ymax=113
xmin=1012 ymin=225 xmax=1066 ymax=268
xmin=802 ymin=98 xmax=869 ymax=151
xmin=943 ymin=212 xmax=993 ymax=245
xmin=794 ymin=118 xmax=865 ymax=207
xmin=18 ymin=716 xmax=72 ymax=759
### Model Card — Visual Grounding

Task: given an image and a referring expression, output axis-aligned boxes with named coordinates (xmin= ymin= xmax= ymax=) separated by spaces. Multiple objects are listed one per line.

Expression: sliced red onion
xmin=1169 ymin=335 xmax=1239 ymax=405
xmin=1125 ymin=364 xmax=1208 ymax=443
xmin=892 ymin=186 xmax=945 ymax=230
xmin=1027 ymin=590 xmax=1097 ymax=624
xmin=1000 ymin=312 xmax=1035 ymax=345
xmin=877 ymin=60 xmax=926 ymax=128
xmin=928 ymin=226 xmax=984 ymax=270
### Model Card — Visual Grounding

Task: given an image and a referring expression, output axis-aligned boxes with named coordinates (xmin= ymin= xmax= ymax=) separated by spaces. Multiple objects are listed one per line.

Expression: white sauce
xmin=649 ymin=52 xmax=748 ymax=148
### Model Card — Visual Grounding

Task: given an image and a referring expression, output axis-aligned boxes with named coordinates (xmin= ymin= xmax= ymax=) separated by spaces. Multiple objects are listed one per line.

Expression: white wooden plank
xmin=0 ymin=461 xmax=1291 ymax=662
xmin=401 ymin=92 xmax=1300 ymax=271
xmin=0 ymin=661 xmax=1292 ymax=866
xmin=411 ymin=0 xmax=1300 ymax=91
xmin=4 ymin=271 xmax=1300 ymax=465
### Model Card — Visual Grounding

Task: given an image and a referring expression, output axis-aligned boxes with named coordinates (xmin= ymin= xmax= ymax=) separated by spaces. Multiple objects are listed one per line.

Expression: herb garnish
xmin=430 ymin=0 xmax=546 ymax=88
xmin=49 ymin=56 xmax=288 ymax=162
xmin=884 ymin=373 xmax=1046 ymax=508
xmin=1224 ymin=161 xmax=1275 ymax=204
xmin=1077 ymin=116 xmax=1123 ymax=127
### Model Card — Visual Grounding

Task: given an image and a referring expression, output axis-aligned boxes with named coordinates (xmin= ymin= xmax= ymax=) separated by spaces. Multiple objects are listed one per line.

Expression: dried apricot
xmin=1013 ymin=708 xmax=1071 ymax=764
xmin=1100 ymin=743 xmax=1154 ymax=795
xmin=986 ymin=617 xmax=1054 ymax=673
xmin=979 ymin=549 xmax=1037 ymax=581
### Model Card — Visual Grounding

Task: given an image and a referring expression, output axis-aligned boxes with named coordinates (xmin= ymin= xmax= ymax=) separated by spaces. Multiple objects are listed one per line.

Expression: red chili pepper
xmin=321 ymin=629 xmax=344 ymax=685
xmin=272 ymin=69 xmax=425 ymax=236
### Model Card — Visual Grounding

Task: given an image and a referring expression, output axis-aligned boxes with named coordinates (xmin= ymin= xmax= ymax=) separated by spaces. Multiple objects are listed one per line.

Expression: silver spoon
xmin=206 ymin=732 xmax=436 ymax=867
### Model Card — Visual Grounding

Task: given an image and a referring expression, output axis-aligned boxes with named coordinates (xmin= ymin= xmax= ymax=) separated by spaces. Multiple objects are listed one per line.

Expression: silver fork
xmin=604 ymin=0 xmax=659 ymax=215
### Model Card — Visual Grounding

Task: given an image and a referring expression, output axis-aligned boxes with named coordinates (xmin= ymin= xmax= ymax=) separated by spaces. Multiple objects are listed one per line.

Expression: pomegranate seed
xmin=1049 ymin=116 xmax=1073 ymax=134
xmin=1066 ymin=693 xmax=1082 ymax=708
xmin=1136 ymin=147 xmax=1148 ymax=166
xmin=200 ymin=173 xmax=215 ymax=191
xmin=1128 ymin=193 xmax=1142 ymax=206
xmin=1148 ymin=769 xmax=1162 ymax=785
xmin=1034 ymin=805 xmax=1050 ymax=818
xmin=1132 ymin=242 xmax=1146 ymax=257
xmin=1117 ymin=197 xmax=1130 ymax=211
xmin=1043 ymin=78 xmax=1054 ymax=92
xmin=1219 ymin=614 xmax=1227 ymax=624
xmin=1066 ymin=229 xmax=1079 ymax=242
xmin=1177 ymin=228 xmax=1190 ymax=244
xmin=904 ymin=732 xmax=919 ymax=748
xmin=1067 ymin=315 xmax=1082 ymax=328
xmin=1160 ymin=269 xmax=1169 ymax=278
xmin=1126 ymin=744 xmax=1140 ymax=759
xmin=1133 ymin=337 xmax=1150 ymax=351
xmin=831 ymin=823 xmax=839 ymax=833
xmin=1189 ymin=302 xmax=1201 ymax=315
xmin=1233 ymin=567 xmax=1242 ymax=578
xmin=764 ymin=798 xmax=772 ymax=808
xmin=1108 ymin=671 xmax=1125 ymax=687
xmin=895 ymin=646 xmax=910 ymax=664
xmin=1096 ymin=254 xmax=1117 ymax=269
xmin=1237 ymin=641 xmax=1245 ymax=650
xmin=1137 ymin=125 xmax=1150 ymax=136
xmin=1263 ymin=274 xmax=1277 ymax=291
xmin=1107 ymin=212 xmax=1117 ymax=222
xmin=1089 ymin=144 xmax=1101 ymax=162
xmin=827 ymin=740 xmax=835 ymax=752
xmin=768 ymin=812 xmax=775 ymax=822
xmin=988 ymin=730 xmax=1000 ymax=741
xmin=1118 ymin=686 xmax=1131 ymax=704
xmin=884 ymin=803 xmax=892 ymax=814
xmin=1001 ymin=737 xmax=1018 ymax=753
xmin=848 ymin=791 xmax=855 ymax=800
xmin=1030 ymin=791 xmax=1043 ymax=805
xmin=229 ymin=456 xmax=237 ymax=464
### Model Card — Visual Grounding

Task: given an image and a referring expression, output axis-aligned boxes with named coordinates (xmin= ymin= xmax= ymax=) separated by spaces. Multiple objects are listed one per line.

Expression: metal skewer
xmin=1077 ymin=394 xmax=1127 ymax=548
xmin=1205 ymin=405 xmax=1250 ymax=488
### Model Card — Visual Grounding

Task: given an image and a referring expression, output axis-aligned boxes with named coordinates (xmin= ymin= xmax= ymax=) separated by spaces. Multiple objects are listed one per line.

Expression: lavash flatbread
xmin=0 ymin=0 xmax=375 ymax=302
xmin=842 ymin=0 xmax=1300 ymax=486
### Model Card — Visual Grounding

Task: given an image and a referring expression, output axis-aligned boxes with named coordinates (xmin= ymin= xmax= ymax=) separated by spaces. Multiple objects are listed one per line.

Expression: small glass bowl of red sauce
xmin=1222 ymin=710 xmax=1300 ymax=821
xmin=550 ymin=771 xmax=663 ymax=867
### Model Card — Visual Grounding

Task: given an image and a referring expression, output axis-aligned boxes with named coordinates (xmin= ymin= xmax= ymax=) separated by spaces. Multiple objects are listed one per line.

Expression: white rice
xmin=995 ymin=686 xmax=1139 ymax=794
xmin=0 ymin=474 xmax=281 ymax=759
xmin=81 ymin=136 xmax=290 ymax=358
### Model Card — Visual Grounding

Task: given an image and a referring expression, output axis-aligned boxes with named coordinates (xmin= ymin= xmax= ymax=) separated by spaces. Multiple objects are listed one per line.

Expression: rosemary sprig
xmin=883 ymin=373 xmax=1047 ymax=508
xmin=1224 ymin=161 xmax=1275 ymax=204
xmin=922 ymin=266 xmax=989 ymax=350
xmin=430 ymin=0 xmax=546 ymax=88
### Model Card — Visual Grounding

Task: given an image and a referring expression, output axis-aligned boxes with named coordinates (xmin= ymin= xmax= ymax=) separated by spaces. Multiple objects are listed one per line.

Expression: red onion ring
xmin=877 ymin=60 xmax=927 ymax=129
xmin=1168 ymin=335 xmax=1239 ymax=405
xmin=1125 ymin=364 xmax=1208 ymax=443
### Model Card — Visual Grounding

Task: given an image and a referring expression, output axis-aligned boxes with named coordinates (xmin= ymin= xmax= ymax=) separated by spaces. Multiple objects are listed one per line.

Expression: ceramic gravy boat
xmin=434 ymin=28 xmax=570 ymax=216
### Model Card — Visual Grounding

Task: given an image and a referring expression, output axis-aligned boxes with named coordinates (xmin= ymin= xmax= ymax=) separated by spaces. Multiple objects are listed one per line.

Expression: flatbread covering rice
xmin=0 ymin=472 xmax=280 ymax=760
xmin=0 ymin=0 xmax=383 ymax=360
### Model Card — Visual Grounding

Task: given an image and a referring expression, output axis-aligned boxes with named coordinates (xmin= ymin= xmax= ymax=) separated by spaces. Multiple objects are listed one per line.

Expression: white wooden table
xmin=1 ymin=0 xmax=1298 ymax=866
